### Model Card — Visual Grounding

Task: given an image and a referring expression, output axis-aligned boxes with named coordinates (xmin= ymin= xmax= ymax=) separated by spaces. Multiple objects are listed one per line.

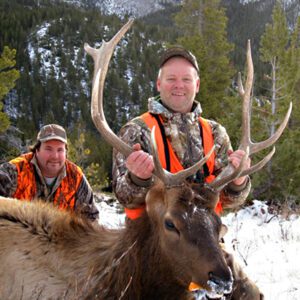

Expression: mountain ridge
xmin=60 ymin=0 xmax=299 ymax=18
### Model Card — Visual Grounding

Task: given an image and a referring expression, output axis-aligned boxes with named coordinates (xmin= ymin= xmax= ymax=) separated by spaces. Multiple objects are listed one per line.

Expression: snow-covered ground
xmin=222 ymin=201 xmax=300 ymax=300
xmin=96 ymin=196 xmax=300 ymax=300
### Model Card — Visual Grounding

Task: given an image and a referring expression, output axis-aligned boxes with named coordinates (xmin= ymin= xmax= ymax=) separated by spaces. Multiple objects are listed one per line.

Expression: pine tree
xmin=283 ymin=16 xmax=300 ymax=128
xmin=259 ymin=2 xmax=289 ymax=140
xmin=0 ymin=46 xmax=20 ymax=133
xmin=256 ymin=3 xmax=300 ymax=204
xmin=174 ymin=0 xmax=235 ymax=124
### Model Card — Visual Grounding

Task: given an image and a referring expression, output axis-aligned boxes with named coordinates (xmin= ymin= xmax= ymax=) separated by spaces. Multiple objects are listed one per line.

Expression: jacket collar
xmin=148 ymin=96 xmax=202 ymax=122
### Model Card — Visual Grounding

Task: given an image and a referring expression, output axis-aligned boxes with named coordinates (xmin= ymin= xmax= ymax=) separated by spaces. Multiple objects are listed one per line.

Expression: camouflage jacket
xmin=0 ymin=153 xmax=99 ymax=221
xmin=112 ymin=97 xmax=251 ymax=210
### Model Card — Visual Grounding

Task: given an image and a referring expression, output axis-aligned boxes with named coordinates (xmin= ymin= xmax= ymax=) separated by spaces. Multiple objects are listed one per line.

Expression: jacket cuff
xmin=226 ymin=176 xmax=250 ymax=193
xmin=128 ymin=172 xmax=153 ymax=188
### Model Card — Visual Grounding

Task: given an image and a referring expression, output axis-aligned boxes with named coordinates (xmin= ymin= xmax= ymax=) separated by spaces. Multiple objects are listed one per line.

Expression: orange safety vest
xmin=10 ymin=152 xmax=83 ymax=211
xmin=125 ymin=113 xmax=223 ymax=219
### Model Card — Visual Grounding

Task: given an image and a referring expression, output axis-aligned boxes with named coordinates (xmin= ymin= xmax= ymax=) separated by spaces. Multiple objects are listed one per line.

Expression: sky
xmin=96 ymin=197 xmax=300 ymax=300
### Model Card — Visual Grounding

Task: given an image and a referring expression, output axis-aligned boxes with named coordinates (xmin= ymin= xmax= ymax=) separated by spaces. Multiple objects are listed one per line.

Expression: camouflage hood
xmin=147 ymin=96 xmax=204 ymax=162
xmin=148 ymin=96 xmax=203 ymax=120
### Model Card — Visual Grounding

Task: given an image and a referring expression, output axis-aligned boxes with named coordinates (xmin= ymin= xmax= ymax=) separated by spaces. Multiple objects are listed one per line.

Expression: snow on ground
xmin=222 ymin=200 xmax=300 ymax=300
xmin=96 ymin=196 xmax=126 ymax=228
xmin=95 ymin=196 xmax=300 ymax=300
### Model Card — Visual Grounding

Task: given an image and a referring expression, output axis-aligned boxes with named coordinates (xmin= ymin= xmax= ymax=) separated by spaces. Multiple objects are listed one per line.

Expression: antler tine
xmin=239 ymin=39 xmax=253 ymax=153
xmin=239 ymin=147 xmax=276 ymax=178
xmin=237 ymin=72 xmax=244 ymax=97
xmin=150 ymin=127 xmax=215 ymax=187
xmin=85 ymin=19 xmax=134 ymax=157
xmin=239 ymin=40 xmax=292 ymax=155
xmin=150 ymin=126 xmax=167 ymax=183
xmin=210 ymin=147 xmax=275 ymax=190
xmin=250 ymin=102 xmax=292 ymax=154
xmin=208 ymin=40 xmax=292 ymax=191
xmin=207 ymin=41 xmax=253 ymax=191
xmin=209 ymin=147 xmax=249 ymax=190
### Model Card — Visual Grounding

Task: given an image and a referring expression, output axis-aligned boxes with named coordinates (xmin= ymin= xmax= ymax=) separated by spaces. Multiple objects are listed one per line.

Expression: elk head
xmin=144 ymin=180 xmax=234 ymax=297
xmin=85 ymin=19 xmax=291 ymax=297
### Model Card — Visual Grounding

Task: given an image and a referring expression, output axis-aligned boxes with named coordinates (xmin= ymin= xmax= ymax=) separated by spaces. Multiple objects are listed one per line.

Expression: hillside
xmin=0 ymin=0 xmax=299 ymax=203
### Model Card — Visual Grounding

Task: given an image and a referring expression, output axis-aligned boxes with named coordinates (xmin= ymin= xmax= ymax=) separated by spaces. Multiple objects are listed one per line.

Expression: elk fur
xmin=0 ymin=181 xmax=232 ymax=300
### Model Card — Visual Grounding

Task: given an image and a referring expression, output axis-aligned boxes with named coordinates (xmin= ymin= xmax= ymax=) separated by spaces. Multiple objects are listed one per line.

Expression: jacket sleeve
xmin=112 ymin=120 xmax=154 ymax=208
xmin=74 ymin=174 xmax=99 ymax=221
xmin=209 ymin=120 xmax=251 ymax=209
xmin=220 ymin=177 xmax=251 ymax=209
xmin=0 ymin=162 xmax=18 ymax=197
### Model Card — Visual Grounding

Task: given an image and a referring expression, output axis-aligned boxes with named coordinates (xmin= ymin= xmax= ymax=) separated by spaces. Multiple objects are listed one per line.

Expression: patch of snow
xmin=222 ymin=200 xmax=300 ymax=300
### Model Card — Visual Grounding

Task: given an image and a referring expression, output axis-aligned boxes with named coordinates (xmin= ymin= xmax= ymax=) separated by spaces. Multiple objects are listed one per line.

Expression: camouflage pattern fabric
xmin=113 ymin=97 xmax=250 ymax=209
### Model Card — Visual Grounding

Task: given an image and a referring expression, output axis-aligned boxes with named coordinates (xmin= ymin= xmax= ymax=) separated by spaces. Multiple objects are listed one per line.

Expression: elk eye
xmin=164 ymin=219 xmax=178 ymax=233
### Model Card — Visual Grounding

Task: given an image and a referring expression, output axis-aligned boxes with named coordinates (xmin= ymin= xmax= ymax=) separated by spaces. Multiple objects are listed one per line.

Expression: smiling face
xmin=35 ymin=140 xmax=67 ymax=177
xmin=156 ymin=57 xmax=200 ymax=113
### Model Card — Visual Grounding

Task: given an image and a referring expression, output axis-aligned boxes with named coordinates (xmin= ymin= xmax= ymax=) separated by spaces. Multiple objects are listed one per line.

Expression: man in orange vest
xmin=112 ymin=46 xmax=251 ymax=215
xmin=0 ymin=124 xmax=99 ymax=221
xmin=112 ymin=47 xmax=263 ymax=298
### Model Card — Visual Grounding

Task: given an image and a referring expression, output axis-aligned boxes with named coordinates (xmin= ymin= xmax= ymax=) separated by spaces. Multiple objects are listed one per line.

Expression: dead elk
xmin=0 ymin=182 xmax=232 ymax=300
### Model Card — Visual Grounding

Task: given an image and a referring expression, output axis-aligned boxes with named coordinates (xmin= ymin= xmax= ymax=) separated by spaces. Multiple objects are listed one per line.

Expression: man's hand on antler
xmin=126 ymin=144 xmax=154 ymax=180
xmin=228 ymin=149 xmax=251 ymax=186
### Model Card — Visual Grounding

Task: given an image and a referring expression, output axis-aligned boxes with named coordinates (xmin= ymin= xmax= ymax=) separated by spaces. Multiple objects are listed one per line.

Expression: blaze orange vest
xmin=10 ymin=152 xmax=83 ymax=211
xmin=125 ymin=113 xmax=223 ymax=219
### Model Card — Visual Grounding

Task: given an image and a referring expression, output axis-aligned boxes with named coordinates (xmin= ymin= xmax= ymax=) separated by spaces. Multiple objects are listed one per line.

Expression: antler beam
xmin=84 ymin=19 xmax=134 ymax=158
xmin=209 ymin=40 xmax=292 ymax=190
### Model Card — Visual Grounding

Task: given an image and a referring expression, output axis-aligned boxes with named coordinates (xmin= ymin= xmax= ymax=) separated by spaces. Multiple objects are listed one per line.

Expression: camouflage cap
xmin=159 ymin=46 xmax=199 ymax=73
xmin=37 ymin=124 xmax=67 ymax=144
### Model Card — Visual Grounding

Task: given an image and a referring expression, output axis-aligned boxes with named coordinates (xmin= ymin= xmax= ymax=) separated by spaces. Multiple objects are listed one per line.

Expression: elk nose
xmin=208 ymin=272 xmax=233 ymax=295
xmin=208 ymin=272 xmax=222 ymax=285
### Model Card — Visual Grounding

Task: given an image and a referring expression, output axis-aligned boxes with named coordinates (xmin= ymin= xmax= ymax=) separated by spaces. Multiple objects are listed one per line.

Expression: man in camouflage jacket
xmin=113 ymin=47 xmax=251 ymax=211
xmin=0 ymin=124 xmax=99 ymax=221
xmin=112 ymin=45 xmax=263 ymax=300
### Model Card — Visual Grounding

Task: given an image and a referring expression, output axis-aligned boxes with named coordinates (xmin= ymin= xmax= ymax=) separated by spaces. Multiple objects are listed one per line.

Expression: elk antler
xmin=209 ymin=40 xmax=292 ymax=190
xmin=151 ymin=126 xmax=215 ymax=186
xmin=85 ymin=20 xmax=214 ymax=186
xmin=84 ymin=19 xmax=134 ymax=158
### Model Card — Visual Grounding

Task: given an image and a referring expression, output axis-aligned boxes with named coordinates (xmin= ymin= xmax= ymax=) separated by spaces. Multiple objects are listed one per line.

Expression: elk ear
xmin=219 ymin=224 xmax=228 ymax=239
xmin=145 ymin=181 xmax=167 ymax=220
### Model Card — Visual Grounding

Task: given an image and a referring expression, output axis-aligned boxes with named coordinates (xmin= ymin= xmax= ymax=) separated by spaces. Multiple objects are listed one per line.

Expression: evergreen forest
xmin=0 ymin=0 xmax=299 ymax=207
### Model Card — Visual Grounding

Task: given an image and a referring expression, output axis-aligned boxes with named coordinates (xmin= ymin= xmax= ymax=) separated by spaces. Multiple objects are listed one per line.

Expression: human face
xmin=35 ymin=140 xmax=66 ymax=177
xmin=156 ymin=57 xmax=200 ymax=113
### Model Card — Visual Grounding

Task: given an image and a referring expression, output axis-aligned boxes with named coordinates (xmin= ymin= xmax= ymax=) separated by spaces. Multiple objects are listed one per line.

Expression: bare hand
xmin=126 ymin=144 xmax=154 ymax=180
xmin=228 ymin=149 xmax=251 ymax=186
